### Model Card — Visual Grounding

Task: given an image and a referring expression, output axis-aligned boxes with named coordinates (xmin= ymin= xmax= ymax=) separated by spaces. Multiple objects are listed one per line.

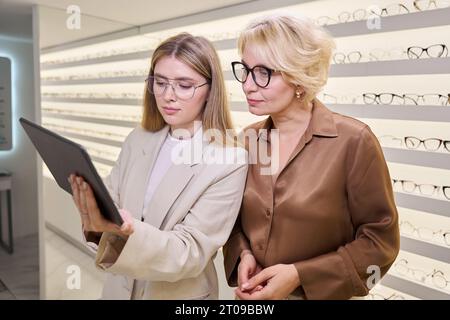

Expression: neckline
xmin=168 ymin=125 xmax=203 ymax=142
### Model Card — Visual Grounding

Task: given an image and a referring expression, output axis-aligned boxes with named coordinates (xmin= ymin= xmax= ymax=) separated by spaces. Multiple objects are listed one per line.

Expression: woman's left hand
xmin=235 ymin=264 xmax=301 ymax=300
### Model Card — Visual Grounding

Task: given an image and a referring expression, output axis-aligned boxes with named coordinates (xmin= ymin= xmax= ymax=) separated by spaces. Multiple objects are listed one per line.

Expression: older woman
xmin=223 ymin=15 xmax=400 ymax=300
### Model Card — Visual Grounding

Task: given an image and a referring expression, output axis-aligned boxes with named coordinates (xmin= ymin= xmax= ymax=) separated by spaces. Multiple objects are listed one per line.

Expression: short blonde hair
xmin=142 ymin=33 xmax=235 ymax=142
xmin=237 ymin=14 xmax=335 ymax=102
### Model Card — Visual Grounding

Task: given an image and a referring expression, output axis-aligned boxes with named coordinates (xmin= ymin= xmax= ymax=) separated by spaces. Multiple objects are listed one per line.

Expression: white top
xmin=133 ymin=126 xmax=203 ymax=298
xmin=142 ymin=127 xmax=202 ymax=217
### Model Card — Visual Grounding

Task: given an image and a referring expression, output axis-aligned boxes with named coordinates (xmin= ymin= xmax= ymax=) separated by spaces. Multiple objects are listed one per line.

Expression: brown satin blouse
xmin=223 ymin=99 xmax=400 ymax=300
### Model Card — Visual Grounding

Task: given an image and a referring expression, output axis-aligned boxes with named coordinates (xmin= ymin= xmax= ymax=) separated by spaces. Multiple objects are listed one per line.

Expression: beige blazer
xmin=83 ymin=125 xmax=248 ymax=300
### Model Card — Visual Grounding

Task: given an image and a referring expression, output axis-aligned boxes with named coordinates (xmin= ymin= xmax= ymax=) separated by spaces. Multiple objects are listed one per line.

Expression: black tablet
xmin=19 ymin=117 xmax=123 ymax=226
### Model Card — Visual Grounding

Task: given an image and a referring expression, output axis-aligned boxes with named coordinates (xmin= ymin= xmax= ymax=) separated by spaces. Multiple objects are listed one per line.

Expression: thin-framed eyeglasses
xmin=333 ymin=51 xmax=362 ymax=64
xmin=400 ymin=220 xmax=450 ymax=245
xmin=366 ymin=292 xmax=406 ymax=300
xmin=145 ymin=75 xmax=209 ymax=100
xmin=403 ymin=93 xmax=450 ymax=106
xmin=370 ymin=4 xmax=410 ymax=16
xmin=413 ymin=0 xmax=450 ymax=11
xmin=377 ymin=135 xmax=403 ymax=147
xmin=394 ymin=259 xmax=450 ymax=289
xmin=315 ymin=8 xmax=369 ymax=26
xmin=321 ymin=93 xmax=362 ymax=104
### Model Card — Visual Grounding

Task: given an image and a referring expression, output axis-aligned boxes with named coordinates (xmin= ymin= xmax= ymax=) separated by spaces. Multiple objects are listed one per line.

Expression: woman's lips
xmin=162 ymin=107 xmax=180 ymax=115
xmin=247 ymin=98 xmax=263 ymax=106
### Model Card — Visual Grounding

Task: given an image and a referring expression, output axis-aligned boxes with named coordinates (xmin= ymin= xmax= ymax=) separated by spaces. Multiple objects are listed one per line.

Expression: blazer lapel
xmin=143 ymin=163 xmax=195 ymax=228
xmin=142 ymin=127 xmax=206 ymax=229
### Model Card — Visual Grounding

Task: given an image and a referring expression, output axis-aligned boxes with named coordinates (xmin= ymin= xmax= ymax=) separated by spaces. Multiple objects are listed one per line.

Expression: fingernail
xmin=83 ymin=182 xmax=87 ymax=190
xmin=241 ymin=283 xmax=249 ymax=290
xmin=76 ymin=177 xmax=81 ymax=185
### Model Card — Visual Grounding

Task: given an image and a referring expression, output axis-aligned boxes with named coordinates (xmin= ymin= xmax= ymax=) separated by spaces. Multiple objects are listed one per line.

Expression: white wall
xmin=0 ymin=36 xmax=39 ymax=239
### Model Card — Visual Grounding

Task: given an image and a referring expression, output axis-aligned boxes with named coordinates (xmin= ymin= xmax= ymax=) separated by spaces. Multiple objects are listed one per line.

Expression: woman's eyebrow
xmin=240 ymin=60 xmax=269 ymax=69
xmin=153 ymin=73 xmax=195 ymax=81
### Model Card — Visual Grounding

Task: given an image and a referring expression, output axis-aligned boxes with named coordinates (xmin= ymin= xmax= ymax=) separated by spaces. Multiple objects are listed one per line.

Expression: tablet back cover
xmin=19 ymin=117 xmax=123 ymax=225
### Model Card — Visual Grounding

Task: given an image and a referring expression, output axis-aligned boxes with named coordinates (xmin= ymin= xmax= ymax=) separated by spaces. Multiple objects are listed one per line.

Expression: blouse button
xmin=266 ymin=208 xmax=272 ymax=216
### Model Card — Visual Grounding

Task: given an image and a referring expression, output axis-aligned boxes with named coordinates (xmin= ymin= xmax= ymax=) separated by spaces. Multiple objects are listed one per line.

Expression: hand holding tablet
xmin=19 ymin=117 xmax=124 ymax=226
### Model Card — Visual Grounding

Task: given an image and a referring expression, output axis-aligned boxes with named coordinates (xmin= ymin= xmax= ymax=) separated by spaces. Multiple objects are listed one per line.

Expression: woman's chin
xmin=160 ymin=114 xmax=179 ymax=125
xmin=248 ymin=105 xmax=269 ymax=116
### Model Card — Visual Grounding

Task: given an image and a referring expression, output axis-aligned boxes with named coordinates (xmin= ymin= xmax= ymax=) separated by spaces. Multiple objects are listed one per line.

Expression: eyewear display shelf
xmin=40 ymin=2 xmax=450 ymax=300
xmin=321 ymin=6 xmax=450 ymax=301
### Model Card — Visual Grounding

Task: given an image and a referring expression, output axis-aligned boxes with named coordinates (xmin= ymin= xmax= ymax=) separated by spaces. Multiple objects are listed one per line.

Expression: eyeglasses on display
xmin=394 ymin=259 xmax=450 ymax=290
xmin=377 ymin=135 xmax=450 ymax=152
xmin=407 ymin=44 xmax=448 ymax=59
xmin=400 ymin=220 xmax=450 ymax=246
xmin=392 ymin=178 xmax=450 ymax=200
xmin=363 ymin=93 xmax=450 ymax=105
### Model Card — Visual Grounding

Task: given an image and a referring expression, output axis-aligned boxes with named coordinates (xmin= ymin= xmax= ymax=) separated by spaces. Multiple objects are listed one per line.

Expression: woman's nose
xmin=242 ymin=73 xmax=258 ymax=93
xmin=163 ymin=84 xmax=177 ymax=101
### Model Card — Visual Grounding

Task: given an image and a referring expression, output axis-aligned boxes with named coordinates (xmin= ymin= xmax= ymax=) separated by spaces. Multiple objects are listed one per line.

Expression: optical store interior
xmin=0 ymin=0 xmax=449 ymax=300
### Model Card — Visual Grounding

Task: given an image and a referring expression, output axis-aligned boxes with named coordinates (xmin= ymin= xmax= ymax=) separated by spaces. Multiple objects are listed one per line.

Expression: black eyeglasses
xmin=407 ymin=44 xmax=448 ymax=59
xmin=231 ymin=61 xmax=277 ymax=88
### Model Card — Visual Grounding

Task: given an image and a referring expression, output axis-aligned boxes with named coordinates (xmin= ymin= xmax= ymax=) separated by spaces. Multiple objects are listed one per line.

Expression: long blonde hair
xmin=142 ymin=33 xmax=235 ymax=144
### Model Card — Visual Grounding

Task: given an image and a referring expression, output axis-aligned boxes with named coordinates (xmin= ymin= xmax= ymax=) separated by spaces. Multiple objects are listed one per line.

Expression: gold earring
xmin=295 ymin=90 xmax=301 ymax=99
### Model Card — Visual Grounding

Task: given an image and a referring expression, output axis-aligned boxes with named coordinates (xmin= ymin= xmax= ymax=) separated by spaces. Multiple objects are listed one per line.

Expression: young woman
xmin=223 ymin=15 xmax=400 ymax=300
xmin=69 ymin=33 xmax=248 ymax=300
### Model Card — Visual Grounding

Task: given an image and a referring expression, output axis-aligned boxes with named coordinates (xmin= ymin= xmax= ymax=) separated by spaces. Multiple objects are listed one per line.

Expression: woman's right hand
xmin=68 ymin=174 xmax=133 ymax=239
xmin=237 ymin=250 xmax=263 ymax=293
